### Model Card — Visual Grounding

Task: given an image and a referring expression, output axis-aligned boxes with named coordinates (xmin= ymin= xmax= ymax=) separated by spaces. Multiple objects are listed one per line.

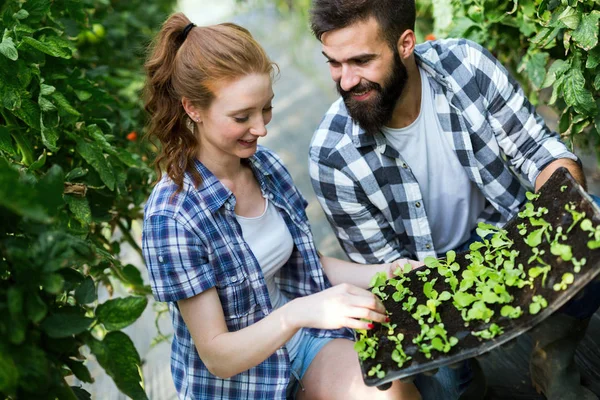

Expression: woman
xmin=142 ymin=12 xmax=421 ymax=400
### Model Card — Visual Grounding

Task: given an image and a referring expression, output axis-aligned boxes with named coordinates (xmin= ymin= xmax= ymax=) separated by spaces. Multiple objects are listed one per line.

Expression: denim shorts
xmin=285 ymin=332 xmax=334 ymax=399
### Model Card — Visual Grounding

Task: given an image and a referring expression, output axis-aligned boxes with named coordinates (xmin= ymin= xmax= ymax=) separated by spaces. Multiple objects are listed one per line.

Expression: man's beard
xmin=338 ymin=51 xmax=408 ymax=135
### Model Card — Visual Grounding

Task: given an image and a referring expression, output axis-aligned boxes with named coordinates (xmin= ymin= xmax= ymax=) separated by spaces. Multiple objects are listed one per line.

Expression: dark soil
xmin=360 ymin=168 xmax=600 ymax=387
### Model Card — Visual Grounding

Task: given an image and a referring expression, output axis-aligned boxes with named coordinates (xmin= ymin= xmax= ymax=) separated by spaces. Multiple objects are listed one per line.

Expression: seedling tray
xmin=358 ymin=167 xmax=600 ymax=388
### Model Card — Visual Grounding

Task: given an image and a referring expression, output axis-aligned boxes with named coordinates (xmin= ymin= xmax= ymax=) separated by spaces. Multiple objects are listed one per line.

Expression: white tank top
xmin=236 ymin=197 xmax=303 ymax=360
xmin=381 ymin=67 xmax=486 ymax=253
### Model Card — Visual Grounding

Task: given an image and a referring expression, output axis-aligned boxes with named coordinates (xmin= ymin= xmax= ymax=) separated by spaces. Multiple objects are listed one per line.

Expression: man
xmin=307 ymin=0 xmax=600 ymax=399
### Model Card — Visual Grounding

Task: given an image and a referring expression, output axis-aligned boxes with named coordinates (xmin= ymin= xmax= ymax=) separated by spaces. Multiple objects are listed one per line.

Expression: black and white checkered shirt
xmin=309 ymin=38 xmax=578 ymax=263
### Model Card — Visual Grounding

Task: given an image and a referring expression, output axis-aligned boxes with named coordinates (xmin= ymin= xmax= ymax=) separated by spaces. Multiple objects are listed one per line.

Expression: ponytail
xmin=144 ymin=13 xmax=276 ymax=191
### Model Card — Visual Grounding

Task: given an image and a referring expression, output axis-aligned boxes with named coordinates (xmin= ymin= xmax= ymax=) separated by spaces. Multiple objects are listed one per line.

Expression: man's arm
xmin=464 ymin=41 xmax=581 ymax=188
xmin=535 ymin=158 xmax=586 ymax=192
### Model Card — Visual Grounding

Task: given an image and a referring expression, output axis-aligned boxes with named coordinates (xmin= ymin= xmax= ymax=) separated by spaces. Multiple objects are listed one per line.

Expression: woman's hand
xmin=286 ymin=284 xmax=388 ymax=331
xmin=386 ymin=258 xmax=424 ymax=278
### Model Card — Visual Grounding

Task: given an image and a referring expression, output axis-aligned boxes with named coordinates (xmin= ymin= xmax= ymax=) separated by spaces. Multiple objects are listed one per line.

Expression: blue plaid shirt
xmin=142 ymin=146 xmax=351 ymax=399
xmin=309 ymin=38 xmax=578 ymax=263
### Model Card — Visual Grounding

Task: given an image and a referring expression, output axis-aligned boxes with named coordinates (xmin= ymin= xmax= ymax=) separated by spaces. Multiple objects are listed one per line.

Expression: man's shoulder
xmin=416 ymin=38 xmax=494 ymax=73
xmin=310 ymin=98 xmax=356 ymax=159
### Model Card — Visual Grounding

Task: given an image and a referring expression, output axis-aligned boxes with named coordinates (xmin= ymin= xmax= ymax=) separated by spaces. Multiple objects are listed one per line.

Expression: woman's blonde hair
xmin=144 ymin=13 xmax=276 ymax=189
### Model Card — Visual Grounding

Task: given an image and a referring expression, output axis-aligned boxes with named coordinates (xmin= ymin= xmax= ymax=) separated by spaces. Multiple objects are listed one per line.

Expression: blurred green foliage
xmin=0 ymin=0 xmax=174 ymax=398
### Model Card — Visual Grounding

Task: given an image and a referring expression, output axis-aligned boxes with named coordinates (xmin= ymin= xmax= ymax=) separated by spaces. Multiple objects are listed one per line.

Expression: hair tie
xmin=182 ymin=23 xmax=196 ymax=41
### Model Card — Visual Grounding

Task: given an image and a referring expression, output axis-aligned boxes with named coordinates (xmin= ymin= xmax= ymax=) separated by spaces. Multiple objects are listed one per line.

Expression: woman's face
xmin=195 ymin=73 xmax=274 ymax=163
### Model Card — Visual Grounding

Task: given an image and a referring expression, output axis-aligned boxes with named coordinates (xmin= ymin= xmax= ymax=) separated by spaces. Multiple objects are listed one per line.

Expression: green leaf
xmin=0 ymin=32 xmax=18 ymax=61
xmin=572 ymin=11 xmax=600 ymax=51
xmin=87 ymin=332 xmax=148 ymax=400
xmin=525 ymin=52 xmax=549 ymax=89
xmin=51 ymin=91 xmax=80 ymax=116
xmin=542 ymin=59 xmax=569 ymax=88
xmin=20 ymin=36 xmax=73 ymax=59
xmin=22 ymin=0 xmax=51 ymax=23
xmin=587 ymin=46 xmax=600 ymax=69
xmin=28 ymin=149 xmax=47 ymax=171
xmin=96 ymin=296 xmax=148 ymax=331
xmin=563 ymin=69 xmax=597 ymax=115
xmin=0 ymin=346 xmax=18 ymax=393
xmin=525 ymin=229 xmax=543 ymax=247
xmin=0 ymin=126 xmax=16 ymax=156
xmin=65 ymin=195 xmax=92 ymax=227
xmin=13 ymin=9 xmax=30 ymax=20
xmin=76 ymin=141 xmax=116 ymax=190
xmin=0 ymin=158 xmax=53 ymax=222
xmin=75 ymin=276 xmax=97 ymax=304
xmin=65 ymin=359 xmax=94 ymax=384
xmin=13 ymin=97 xmax=40 ymax=129
xmin=594 ymin=74 xmax=600 ymax=91
xmin=558 ymin=6 xmax=580 ymax=30
xmin=448 ymin=17 xmax=478 ymax=37
xmin=40 ymin=308 xmax=94 ymax=338
xmin=25 ymin=291 xmax=48 ymax=323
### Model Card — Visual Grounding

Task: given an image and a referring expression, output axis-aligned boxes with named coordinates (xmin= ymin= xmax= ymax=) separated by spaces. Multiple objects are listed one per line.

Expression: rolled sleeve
xmin=142 ymin=214 xmax=215 ymax=303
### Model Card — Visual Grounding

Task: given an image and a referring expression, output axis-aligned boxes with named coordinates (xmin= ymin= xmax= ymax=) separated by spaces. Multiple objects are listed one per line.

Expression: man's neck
xmin=385 ymin=58 xmax=421 ymax=129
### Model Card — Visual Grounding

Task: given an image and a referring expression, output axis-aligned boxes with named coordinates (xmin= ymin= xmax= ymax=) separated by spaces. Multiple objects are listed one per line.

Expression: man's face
xmin=321 ymin=17 xmax=408 ymax=134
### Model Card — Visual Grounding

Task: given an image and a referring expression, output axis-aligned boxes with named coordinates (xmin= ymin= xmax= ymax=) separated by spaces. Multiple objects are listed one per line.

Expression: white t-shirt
xmin=236 ymin=198 xmax=303 ymax=360
xmin=381 ymin=67 xmax=486 ymax=253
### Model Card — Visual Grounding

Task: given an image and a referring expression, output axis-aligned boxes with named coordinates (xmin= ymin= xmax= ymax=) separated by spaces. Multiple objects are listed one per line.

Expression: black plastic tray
xmin=358 ymin=168 xmax=600 ymax=388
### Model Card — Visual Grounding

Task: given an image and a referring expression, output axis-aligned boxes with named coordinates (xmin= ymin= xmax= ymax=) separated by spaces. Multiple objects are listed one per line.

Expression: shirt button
xmin=230 ymin=276 xmax=238 ymax=283
xmin=158 ymin=256 xmax=164 ymax=263
xmin=415 ymin=202 xmax=421 ymax=208
xmin=268 ymin=193 xmax=274 ymax=199
xmin=426 ymin=243 xmax=431 ymax=249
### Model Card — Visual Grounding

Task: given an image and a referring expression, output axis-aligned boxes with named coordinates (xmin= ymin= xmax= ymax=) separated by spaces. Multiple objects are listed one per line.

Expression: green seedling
xmin=381 ymin=322 xmax=397 ymax=336
xmin=354 ymin=331 xmax=380 ymax=361
xmin=518 ymin=202 xmax=548 ymax=219
xmin=528 ymin=265 xmax=551 ymax=287
xmin=526 ymin=191 xmax=540 ymax=202
xmin=500 ymin=305 xmax=523 ymax=319
xmin=553 ymin=272 xmax=574 ymax=291
xmin=461 ymin=300 xmax=494 ymax=324
xmin=572 ymin=257 xmax=586 ymax=273
xmin=560 ymin=185 xmax=568 ymax=192
xmin=423 ymin=278 xmax=451 ymax=323
xmin=416 ymin=268 xmax=431 ymax=282
xmin=472 ymin=323 xmax=504 ymax=340
xmin=413 ymin=323 xmax=458 ymax=359
xmin=402 ymin=296 xmax=417 ymax=312
xmin=529 ymin=295 xmax=548 ymax=315
xmin=368 ymin=363 xmax=386 ymax=379
xmin=525 ymin=217 xmax=552 ymax=248
xmin=517 ymin=222 xmax=528 ymax=236
xmin=565 ymin=203 xmax=585 ymax=233
xmin=388 ymin=333 xmax=412 ymax=368
xmin=370 ymin=271 xmax=389 ymax=301
xmin=392 ymin=263 xmax=413 ymax=277
xmin=549 ymin=227 xmax=572 ymax=262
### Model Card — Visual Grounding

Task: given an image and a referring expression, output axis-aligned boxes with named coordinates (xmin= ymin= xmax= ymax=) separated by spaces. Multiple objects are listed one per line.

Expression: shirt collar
xmin=189 ymin=150 xmax=273 ymax=213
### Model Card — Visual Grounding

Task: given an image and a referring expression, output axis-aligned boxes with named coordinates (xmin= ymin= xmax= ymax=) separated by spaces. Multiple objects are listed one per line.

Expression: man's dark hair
xmin=310 ymin=0 xmax=416 ymax=49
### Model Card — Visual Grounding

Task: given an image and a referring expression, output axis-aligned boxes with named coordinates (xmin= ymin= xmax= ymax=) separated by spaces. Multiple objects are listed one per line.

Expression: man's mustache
xmin=337 ymin=80 xmax=382 ymax=98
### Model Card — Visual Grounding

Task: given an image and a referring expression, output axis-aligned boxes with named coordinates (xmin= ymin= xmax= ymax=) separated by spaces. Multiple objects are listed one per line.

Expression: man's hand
xmin=387 ymin=258 xmax=425 ymax=278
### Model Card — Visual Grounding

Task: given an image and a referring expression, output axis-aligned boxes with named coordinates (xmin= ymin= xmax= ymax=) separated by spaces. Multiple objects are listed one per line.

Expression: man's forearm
xmin=534 ymin=158 xmax=586 ymax=192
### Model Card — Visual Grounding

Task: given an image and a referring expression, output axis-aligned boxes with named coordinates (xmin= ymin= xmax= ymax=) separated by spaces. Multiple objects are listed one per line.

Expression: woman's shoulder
xmin=253 ymin=145 xmax=292 ymax=180
xmin=144 ymin=174 xmax=200 ymax=221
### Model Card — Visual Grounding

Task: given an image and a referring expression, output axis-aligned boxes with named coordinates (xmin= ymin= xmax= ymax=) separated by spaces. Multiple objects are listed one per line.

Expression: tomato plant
xmin=0 ymin=0 xmax=174 ymax=398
